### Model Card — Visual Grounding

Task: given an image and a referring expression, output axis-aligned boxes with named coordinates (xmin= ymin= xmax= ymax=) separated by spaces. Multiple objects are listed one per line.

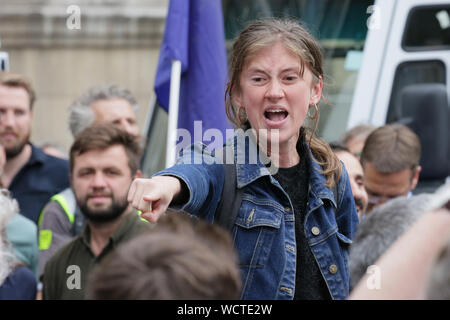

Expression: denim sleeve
xmin=335 ymin=165 xmax=360 ymax=241
xmin=154 ymin=143 xmax=225 ymax=222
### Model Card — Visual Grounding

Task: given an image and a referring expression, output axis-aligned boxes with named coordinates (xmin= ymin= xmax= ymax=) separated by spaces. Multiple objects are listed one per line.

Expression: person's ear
xmin=134 ymin=169 xmax=142 ymax=179
xmin=310 ymin=76 xmax=323 ymax=106
xmin=410 ymin=165 xmax=422 ymax=190
xmin=231 ymin=84 xmax=242 ymax=109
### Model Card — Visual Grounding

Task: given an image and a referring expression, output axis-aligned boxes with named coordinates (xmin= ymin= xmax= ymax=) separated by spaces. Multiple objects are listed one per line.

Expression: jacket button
xmin=311 ymin=226 xmax=320 ymax=236
xmin=329 ymin=264 xmax=338 ymax=274
xmin=280 ymin=286 xmax=293 ymax=295
xmin=285 ymin=244 xmax=295 ymax=252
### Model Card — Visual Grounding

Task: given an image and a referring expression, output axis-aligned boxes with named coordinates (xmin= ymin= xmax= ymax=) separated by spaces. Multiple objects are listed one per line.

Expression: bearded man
xmin=41 ymin=125 xmax=150 ymax=300
xmin=0 ymin=72 xmax=69 ymax=223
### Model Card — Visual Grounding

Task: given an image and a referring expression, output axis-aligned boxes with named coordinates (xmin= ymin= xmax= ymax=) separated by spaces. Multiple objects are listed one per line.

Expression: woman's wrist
xmin=162 ymin=175 xmax=188 ymax=206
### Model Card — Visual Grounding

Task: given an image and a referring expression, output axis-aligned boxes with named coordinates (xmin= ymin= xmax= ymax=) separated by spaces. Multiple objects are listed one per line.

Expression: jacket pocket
xmin=336 ymin=231 xmax=352 ymax=276
xmin=232 ymin=197 xmax=283 ymax=268
xmin=336 ymin=232 xmax=353 ymax=245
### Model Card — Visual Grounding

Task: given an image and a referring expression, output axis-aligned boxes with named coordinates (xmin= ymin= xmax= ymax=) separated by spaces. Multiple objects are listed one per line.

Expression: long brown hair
xmin=224 ymin=18 xmax=341 ymax=187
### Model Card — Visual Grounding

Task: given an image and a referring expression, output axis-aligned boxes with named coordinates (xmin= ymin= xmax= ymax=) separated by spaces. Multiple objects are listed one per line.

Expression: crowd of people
xmin=0 ymin=17 xmax=449 ymax=300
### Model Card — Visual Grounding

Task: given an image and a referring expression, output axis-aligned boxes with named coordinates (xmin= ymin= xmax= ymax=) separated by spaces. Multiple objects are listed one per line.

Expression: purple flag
xmin=154 ymin=0 xmax=230 ymax=140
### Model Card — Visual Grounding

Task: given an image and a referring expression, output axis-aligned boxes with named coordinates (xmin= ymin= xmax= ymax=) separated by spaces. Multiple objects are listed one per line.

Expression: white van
xmin=347 ymin=0 xmax=450 ymax=191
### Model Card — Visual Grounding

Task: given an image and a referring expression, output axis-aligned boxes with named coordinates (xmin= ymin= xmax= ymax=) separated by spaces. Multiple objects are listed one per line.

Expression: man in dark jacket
xmin=0 ymin=71 xmax=69 ymax=224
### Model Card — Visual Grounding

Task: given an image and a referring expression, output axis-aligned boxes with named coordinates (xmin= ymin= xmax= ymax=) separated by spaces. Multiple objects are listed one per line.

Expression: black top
xmin=273 ymin=144 xmax=331 ymax=300
xmin=9 ymin=144 xmax=70 ymax=223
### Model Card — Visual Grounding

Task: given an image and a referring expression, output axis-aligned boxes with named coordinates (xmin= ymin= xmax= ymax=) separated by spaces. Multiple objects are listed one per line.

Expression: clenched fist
xmin=127 ymin=176 xmax=182 ymax=223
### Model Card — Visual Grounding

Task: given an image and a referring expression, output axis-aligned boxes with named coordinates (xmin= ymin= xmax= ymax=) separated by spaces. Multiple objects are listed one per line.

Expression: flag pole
xmin=165 ymin=59 xmax=182 ymax=168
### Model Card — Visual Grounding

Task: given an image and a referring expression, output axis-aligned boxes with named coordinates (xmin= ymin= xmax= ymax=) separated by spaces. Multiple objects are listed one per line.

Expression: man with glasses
xmin=360 ymin=124 xmax=422 ymax=214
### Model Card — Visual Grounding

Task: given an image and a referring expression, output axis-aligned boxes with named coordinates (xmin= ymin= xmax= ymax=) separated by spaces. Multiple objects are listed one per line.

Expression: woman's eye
xmin=285 ymin=75 xmax=297 ymax=81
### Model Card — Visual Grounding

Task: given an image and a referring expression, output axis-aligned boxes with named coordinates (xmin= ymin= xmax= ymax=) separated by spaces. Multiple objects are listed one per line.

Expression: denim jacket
xmin=157 ymin=130 xmax=359 ymax=300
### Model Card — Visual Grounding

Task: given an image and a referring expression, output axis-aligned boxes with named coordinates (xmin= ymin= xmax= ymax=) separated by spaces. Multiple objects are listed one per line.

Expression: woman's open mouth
xmin=264 ymin=109 xmax=289 ymax=127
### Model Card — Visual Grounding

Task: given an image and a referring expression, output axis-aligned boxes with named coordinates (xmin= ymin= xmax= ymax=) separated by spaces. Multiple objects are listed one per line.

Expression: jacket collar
xmin=26 ymin=143 xmax=46 ymax=167
xmin=308 ymin=155 xmax=337 ymax=208
xmin=229 ymin=129 xmax=336 ymax=207
xmin=80 ymin=211 xmax=139 ymax=253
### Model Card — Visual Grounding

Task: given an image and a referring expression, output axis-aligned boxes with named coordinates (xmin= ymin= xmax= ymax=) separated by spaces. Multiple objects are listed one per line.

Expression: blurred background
xmin=2 ymin=0 xmax=448 ymax=189
xmin=0 ymin=0 xmax=168 ymax=153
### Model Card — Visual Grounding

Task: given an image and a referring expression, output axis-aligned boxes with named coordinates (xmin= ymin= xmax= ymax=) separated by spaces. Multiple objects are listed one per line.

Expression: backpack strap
xmin=214 ymin=146 xmax=243 ymax=232
xmin=215 ymin=163 xmax=243 ymax=232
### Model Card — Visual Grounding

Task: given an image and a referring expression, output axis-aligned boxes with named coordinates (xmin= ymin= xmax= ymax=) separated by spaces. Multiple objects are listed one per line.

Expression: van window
xmin=386 ymin=60 xmax=446 ymax=123
xmin=402 ymin=5 xmax=450 ymax=51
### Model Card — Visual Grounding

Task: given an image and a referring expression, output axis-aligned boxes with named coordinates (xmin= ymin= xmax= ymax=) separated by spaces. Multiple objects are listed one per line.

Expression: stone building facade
xmin=0 ymin=0 xmax=167 ymax=153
